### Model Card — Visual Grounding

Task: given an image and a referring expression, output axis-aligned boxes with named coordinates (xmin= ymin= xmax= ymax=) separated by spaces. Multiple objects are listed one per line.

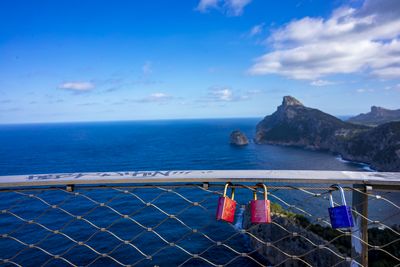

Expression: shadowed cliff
xmin=255 ymin=96 xmax=400 ymax=171
xmin=348 ymin=106 xmax=400 ymax=126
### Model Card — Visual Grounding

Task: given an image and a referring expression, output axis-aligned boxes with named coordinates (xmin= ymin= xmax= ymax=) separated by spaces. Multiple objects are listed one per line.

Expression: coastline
xmin=335 ymin=155 xmax=376 ymax=172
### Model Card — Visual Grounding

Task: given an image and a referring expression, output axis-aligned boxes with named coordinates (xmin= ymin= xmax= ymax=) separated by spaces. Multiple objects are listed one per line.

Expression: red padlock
xmin=251 ymin=183 xmax=271 ymax=224
xmin=216 ymin=183 xmax=236 ymax=223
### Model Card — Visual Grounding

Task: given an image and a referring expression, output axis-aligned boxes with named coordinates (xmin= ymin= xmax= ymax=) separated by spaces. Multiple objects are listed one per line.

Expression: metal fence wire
xmin=0 ymin=183 xmax=399 ymax=267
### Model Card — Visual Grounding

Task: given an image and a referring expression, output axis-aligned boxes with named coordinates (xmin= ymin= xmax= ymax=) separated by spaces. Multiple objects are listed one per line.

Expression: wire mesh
xmin=0 ymin=183 xmax=399 ymax=266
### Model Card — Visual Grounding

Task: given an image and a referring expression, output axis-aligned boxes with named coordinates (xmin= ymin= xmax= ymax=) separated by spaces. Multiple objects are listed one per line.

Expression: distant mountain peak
xmin=370 ymin=106 xmax=387 ymax=114
xmin=281 ymin=96 xmax=303 ymax=107
xmin=256 ymin=95 xmax=357 ymax=149
xmin=348 ymin=105 xmax=400 ymax=126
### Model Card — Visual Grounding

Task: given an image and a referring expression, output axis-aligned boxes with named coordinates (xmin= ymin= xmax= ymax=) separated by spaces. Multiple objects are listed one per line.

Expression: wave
xmin=335 ymin=155 xmax=376 ymax=172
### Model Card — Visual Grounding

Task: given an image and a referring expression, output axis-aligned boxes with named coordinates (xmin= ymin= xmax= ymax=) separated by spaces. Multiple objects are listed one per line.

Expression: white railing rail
xmin=1 ymin=170 xmax=400 ymax=188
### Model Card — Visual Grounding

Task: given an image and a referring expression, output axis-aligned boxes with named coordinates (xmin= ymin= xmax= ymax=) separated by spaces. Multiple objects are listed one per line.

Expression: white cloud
xmin=196 ymin=0 xmax=251 ymax=16
xmin=204 ymin=87 xmax=259 ymax=102
xmin=246 ymin=89 xmax=263 ymax=95
xmin=150 ymin=92 xmax=168 ymax=99
xmin=356 ymin=88 xmax=374 ymax=93
xmin=224 ymin=0 xmax=252 ymax=16
xmin=59 ymin=82 xmax=94 ymax=92
xmin=384 ymin=83 xmax=400 ymax=91
xmin=249 ymin=23 xmax=264 ymax=37
xmin=142 ymin=61 xmax=152 ymax=75
xmin=211 ymin=88 xmax=234 ymax=101
xmin=136 ymin=92 xmax=173 ymax=103
xmin=249 ymin=0 xmax=400 ymax=80
xmin=196 ymin=0 xmax=219 ymax=12
xmin=310 ymin=79 xmax=335 ymax=86
xmin=371 ymin=66 xmax=400 ymax=79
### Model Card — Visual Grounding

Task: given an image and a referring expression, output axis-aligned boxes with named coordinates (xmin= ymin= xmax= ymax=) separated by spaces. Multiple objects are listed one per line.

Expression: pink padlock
xmin=251 ymin=183 xmax=271 ymax=224
xmin=216 ymin=183 xmax=236 ymax=223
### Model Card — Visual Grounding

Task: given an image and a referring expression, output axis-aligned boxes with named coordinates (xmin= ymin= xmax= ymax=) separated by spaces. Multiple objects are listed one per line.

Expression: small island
xmin=230 ymin=130 xmax=249 ymax=146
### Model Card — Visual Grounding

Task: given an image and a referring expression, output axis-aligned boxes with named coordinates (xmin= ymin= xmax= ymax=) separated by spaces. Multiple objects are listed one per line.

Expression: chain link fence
xmin=0 ymin=182 xmax=399 ymax=266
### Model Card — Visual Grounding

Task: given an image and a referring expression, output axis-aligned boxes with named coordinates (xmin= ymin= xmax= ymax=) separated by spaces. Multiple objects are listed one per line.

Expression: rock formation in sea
xmin=230 ymin=130 xmax=249 ymax=146
xmin=348 ymin=106 xmax=400 ymax=126
xmin=255 ymin=96 xmax=400 ymax=171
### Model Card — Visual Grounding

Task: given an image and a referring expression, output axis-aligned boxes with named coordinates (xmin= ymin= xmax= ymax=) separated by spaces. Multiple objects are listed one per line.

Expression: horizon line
xmin=0 ymin=114 xmax=353 ymax=126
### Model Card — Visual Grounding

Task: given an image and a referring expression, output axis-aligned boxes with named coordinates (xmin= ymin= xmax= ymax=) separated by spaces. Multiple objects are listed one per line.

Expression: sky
xmin=0 ymin=0 xmax=400 ymax=123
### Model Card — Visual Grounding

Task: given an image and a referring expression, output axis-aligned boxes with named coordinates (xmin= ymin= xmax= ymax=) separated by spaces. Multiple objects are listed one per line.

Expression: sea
xmin=0 ymin=119 xmax=397 ymax=266
xmin=0 ymin=118 xmax=370 ymax=176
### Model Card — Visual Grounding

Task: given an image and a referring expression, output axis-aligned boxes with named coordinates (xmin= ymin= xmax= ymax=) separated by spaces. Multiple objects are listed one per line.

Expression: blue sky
xmin=0 ymin=0 xmax=399 ymax=123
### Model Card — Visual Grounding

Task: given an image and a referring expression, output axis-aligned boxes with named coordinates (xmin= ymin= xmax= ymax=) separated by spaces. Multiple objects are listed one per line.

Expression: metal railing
xmin=0 ymin=170 xmax=399 ymax=267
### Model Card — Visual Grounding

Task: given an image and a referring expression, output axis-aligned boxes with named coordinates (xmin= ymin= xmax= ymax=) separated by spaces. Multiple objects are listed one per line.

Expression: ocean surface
xmin=0 ymin=119 xmax=397 ymax=266
xmin=0 ymin=118 xmax=368 ymax=176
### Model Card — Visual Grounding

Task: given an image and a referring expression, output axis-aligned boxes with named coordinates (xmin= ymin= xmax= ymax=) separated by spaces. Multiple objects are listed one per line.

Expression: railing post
xmin=351 ymin=184 xmax=370 ymax=266
xmin=66 ymin=184 xmax=75 ymax=192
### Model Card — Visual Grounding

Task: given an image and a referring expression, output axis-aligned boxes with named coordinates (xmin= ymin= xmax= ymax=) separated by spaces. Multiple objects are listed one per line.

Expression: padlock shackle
xmin=329 ymin=184 xmax=347 ymax=207
xmin=253 ymin=183 xmax=268 ymax=200
xmin=223 ymin=182 xmax=235 ymax=200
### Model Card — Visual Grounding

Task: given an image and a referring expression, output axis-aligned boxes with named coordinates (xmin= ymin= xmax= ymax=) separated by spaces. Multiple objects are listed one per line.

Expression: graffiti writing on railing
xmin=26 ymin=171 xmax=212 ymax=181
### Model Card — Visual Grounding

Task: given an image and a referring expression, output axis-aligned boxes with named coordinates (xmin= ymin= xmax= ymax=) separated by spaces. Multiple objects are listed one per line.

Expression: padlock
xmin=216 ymin=183 xmax=236 ymax=223
xmin=251 ymin=183 xmax=271 ymax=224
xmin=328 ymin=184 xmax=354 ymax=229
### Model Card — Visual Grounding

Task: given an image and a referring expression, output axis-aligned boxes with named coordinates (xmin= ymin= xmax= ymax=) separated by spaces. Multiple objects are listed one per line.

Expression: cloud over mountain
xmin=249 ymin=0 xmax=400 ymax=80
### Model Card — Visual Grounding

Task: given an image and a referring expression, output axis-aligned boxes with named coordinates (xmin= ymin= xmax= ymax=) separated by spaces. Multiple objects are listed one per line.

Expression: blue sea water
xmin=0 ymin=118 xmax=366 ymax=176
xmin=0 ymin=119 xmax=396 ymax=266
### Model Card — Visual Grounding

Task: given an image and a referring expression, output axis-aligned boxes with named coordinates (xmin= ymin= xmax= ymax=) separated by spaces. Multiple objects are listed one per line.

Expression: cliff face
xmin=255 ymin=96 xmax=366 ymax=150
xmin=255 ymin=96 xmax=400 ymax=171
xmin=337 ymin=122 xmax=400 ymax=171
xmin=348 ymin=106 xmax=400 ymax=126
xmin=242 ymin=206 xmax=348 ymax=267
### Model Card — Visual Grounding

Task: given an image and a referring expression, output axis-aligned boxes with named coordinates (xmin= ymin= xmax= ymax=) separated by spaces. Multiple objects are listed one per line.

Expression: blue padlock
xmin=328 ymin=185 xmax=354 ymax=229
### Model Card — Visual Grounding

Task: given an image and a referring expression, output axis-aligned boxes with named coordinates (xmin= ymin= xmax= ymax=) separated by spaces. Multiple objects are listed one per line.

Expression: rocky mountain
xmin=230 ymin=130 xmax=249 ymax=146
xmin=348 ymin=106 xmax=400 ymax=126
xmin=255 ymin=96 xmax=400 ymax=171
xmin=337 ymin=122 xmax=400 ymax=171
xmin=255 ymin=96 xmax=367 ymax=150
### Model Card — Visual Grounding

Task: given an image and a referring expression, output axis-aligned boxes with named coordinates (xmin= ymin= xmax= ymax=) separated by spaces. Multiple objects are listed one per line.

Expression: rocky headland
xmin=230 ymin=130 xmax=249 ymax=146
xmin=336 ymin=121 xmax=400 ymax=171
xmin=348 ymin=106 xmax=400 ymax=126
xmin=255 ymin=96 xmax=400 ymax=171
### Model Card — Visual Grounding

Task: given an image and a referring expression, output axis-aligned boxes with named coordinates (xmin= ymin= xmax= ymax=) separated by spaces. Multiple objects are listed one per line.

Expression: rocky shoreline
xmin=242 ymin=203 xmax=400 ymax=266
xmin=242 ymin=203 xmax=349 ymax=266
xmin=254 ymin=96 xmax=400 ymax=172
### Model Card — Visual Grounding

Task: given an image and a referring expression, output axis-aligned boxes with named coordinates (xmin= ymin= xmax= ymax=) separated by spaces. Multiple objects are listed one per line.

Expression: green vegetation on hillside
xmin=271 ymin=202 xmax=400 ymax=267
